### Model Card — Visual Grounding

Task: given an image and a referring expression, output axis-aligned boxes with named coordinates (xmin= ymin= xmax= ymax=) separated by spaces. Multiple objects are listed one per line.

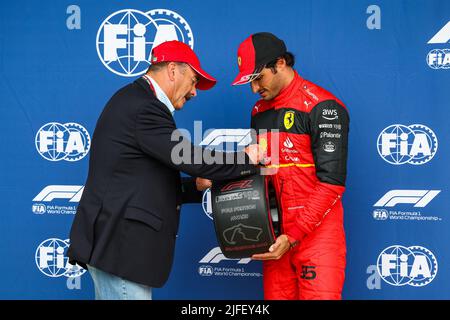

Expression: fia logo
xmin=35 ymin=123 xmax=91 ymax=162
xmin=198 ymin=265 xmax=214 ymax=276
xmin=372 ymin=209 xmax=388 ymax=220
xmin=427 ymin=21 xmax=450 ymax=69
xmin=377 ymin=245 xmax=438 ymax=287
xmin=32 ymin=203 xmax=47 ymax=215
xmin=377 ymin=124 xmax=438 ymax=165
xmin=96 ymin=9 xmax=193 ymax=77
xmin=35 ymin=238 xmax=86 ymax=278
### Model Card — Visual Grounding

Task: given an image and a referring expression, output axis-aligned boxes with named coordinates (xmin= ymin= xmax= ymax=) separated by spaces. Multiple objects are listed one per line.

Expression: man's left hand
xmin=251 ymin=234 xmax=291 ymax=260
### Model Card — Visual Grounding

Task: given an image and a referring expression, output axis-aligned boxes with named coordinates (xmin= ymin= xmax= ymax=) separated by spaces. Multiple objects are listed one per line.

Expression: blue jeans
xmin=87 ymin=265 xmax=152 ymax=300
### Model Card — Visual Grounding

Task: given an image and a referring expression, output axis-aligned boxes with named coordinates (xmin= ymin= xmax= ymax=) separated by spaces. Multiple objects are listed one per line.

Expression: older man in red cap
xmin=67 ymin=40 xmax=261 ymax=300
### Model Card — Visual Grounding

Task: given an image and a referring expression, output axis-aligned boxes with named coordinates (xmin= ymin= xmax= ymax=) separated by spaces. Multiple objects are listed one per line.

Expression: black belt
xmin=211 ymin=174 xmax=280 ymax=258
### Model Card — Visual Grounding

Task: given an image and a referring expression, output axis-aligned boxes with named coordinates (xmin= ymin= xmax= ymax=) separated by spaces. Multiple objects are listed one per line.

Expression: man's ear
xmin=167 ymin=62 xmax=176 ymax=81
xmin=276 ymin=58 xmax=287 ymax=71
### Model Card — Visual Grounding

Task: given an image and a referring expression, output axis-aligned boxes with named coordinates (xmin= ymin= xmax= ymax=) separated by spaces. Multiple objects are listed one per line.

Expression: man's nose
xmin=191 ymin=86 xmax=197 ymax=97
xmin=251 ymin=81 xmax=260 ymax=93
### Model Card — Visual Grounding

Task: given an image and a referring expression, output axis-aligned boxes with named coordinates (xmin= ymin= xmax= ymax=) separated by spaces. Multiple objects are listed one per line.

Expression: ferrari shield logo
xmin=284 ymin=111 xmax=295 ymax=130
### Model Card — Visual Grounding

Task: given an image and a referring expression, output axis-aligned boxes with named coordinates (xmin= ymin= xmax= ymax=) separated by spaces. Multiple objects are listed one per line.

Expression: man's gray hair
xmin=147 ymin=62 xmax=188 ymax=73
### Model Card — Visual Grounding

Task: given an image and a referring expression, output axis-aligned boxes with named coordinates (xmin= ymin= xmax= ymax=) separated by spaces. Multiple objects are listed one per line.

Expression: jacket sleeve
xmin=135 ymin=101 xmax=257 ymax=181
xmin=286 ymin=100 xmax=349 ymax=242
xmin=181 ymin=177 xmax=203 ymax=203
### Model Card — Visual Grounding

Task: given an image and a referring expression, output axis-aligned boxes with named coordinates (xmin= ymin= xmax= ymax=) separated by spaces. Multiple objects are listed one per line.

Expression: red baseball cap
xmin=150 ymin=40 xmax=217 ymax=90
xmin=232 ymin=33 xmax=287 ymax=86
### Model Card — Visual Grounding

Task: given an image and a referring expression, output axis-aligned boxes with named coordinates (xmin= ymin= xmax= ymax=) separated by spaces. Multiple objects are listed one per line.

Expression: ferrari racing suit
xmin=250 ymin=71 xmax=349 ymax=299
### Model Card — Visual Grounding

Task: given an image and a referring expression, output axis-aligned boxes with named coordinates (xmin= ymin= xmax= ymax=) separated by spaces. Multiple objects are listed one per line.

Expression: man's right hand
xmin=196 ymin=177 xmax=212 ymax=191
xmin=244 ymin=144 xmax=267 ymax=165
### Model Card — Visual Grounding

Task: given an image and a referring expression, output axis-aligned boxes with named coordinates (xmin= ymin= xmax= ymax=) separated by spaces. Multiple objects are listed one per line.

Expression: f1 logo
xmin=428 ymin=21 xmax=450 ymax=44
xmin=199 ymin=247 xmax=251 ymax=264
xmin=33 ymin=185 xmax=84 ymax=202
xmin=374 ymin=190 xmax=441 ymax=208
xmin=221 ymin=180 xmax=253 ymax=192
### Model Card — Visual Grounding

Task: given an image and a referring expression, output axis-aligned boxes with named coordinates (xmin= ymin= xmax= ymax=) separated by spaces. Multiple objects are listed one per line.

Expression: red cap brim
xmin=189 ymin=64 xmax=217 ymax=90
xmin=231 ymin=68 xmax=261 ymax=86
xmin=232 ymin=69 xmax=252 ymax=86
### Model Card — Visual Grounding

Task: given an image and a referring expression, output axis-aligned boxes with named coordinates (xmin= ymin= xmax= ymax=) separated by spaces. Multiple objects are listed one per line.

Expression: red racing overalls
xmin=250 ymin=72 xmax=349 ymax=299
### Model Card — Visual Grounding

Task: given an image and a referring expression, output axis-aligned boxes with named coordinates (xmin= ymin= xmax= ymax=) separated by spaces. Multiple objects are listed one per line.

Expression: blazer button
xmin=176 ymin=205 xmax=181 ymax=211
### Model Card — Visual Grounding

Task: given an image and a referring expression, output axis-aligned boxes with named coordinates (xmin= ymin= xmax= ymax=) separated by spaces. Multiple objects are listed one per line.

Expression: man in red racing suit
xmin=232 ymin=32 xmax=349 ymax=300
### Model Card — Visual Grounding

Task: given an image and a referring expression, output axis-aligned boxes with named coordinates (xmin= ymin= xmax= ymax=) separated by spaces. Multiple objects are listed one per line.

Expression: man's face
xmin=249 ymin=66 xmax=284 ymax=101
xmin=172 ymin=64 xmax=199 ymax=110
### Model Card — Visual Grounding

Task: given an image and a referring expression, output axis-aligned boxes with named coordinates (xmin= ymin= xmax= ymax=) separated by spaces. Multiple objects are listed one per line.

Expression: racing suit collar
xmin=271 ymin=71 xmax=303 ymax=108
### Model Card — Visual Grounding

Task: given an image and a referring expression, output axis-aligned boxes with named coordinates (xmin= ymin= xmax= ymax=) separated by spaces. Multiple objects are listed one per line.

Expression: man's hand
xmin=196 ymin=177 xmax=212 ymax=191
xmin=245 ymin=144 xmax=268 ymax=165
xmin=251 ymin=234 xmax=292 ymax=260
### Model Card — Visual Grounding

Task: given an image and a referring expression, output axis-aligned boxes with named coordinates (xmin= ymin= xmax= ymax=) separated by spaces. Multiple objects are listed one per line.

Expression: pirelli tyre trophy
xmin=211 ymin=174 xmax=280 ymax=258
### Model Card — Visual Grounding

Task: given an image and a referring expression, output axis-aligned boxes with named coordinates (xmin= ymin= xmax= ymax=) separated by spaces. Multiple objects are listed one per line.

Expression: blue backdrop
xmin=0 ymin=0 xmax=449 ymax=299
